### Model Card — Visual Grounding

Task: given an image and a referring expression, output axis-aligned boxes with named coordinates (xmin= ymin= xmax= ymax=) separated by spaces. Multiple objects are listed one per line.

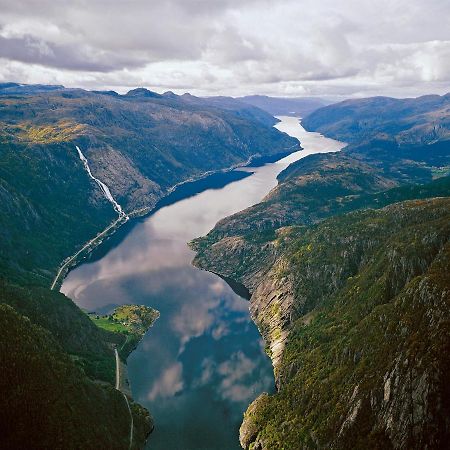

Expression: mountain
xmin=0 ymin=85 xmax=297 ymax=213
xmin=237 ymin=198 xmax=450 ymax=449
xmin=0 ymin=82 xmax=64 ymax=94
xmin=190 ymin=94 xmax=450 ymax=449
xmin=0 ymin=84 xmax=297 ymax=286
xmin=237 ymin=95 xmax=331 ymax=117
xmin=302 ymin=93 xmax=450 ymax=145
xmin=0 ymin=83 xmax=298 ymax=448
xmin=191 ymin=132 xmax=450 ymax=293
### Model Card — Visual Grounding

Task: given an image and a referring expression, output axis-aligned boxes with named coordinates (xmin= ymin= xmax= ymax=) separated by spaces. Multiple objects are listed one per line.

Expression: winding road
xmin=50 ymin=215 xmax=127 ymax=290
xmin=50 ymin=145 xmax=131 ymax=290
xmin=115 ymin=348 xmax=134 ymax=450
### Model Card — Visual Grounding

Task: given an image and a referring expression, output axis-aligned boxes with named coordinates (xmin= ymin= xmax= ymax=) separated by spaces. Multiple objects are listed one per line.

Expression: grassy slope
xmin=192 ymin=180 xmax=450 ymax=449
xmin=0 ymin=137 xmax=116 ymax=286
xmin=0 ymin=280 xmax=121 ymax=383
xmin=91 ymin=305 xmax=160 ymax=359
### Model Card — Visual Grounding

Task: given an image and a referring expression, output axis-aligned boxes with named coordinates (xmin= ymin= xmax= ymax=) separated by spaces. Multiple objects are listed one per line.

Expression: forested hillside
xmin=191 ymin=95 xmax=450 ymax=449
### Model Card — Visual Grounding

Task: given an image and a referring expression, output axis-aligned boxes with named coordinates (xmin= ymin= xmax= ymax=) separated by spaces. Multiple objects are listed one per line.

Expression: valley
xmin=0 ymin=85 xmax=298 ymax=449
xmin=0 ymin=85 xmax=449 ymax=449
xmin=1 ymin=0 xmax=448 ymax=448
xmin=60 ymin=116 xmax=344 ymax=450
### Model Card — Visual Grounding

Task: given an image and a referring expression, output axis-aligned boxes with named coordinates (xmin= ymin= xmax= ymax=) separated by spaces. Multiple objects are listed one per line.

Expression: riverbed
xmin=61 ymin=116 xmax=344 ymax=450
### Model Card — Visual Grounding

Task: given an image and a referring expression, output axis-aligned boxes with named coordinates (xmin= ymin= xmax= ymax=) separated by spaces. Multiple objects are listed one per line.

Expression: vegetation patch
xmin=17 ymin=120 xmax=88 ymax=143
xmin=90 ymin=304 xmax=160 ymax=359
xmin=432 ymin=165 xmax=450 ymax=179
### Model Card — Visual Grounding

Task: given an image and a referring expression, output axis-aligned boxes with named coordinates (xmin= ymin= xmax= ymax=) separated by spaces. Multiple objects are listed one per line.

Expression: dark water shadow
xmin=82 ymin=169 xmax=253 ymax=266
xmin=216 ymin=274 xmax=251 ymax=300
xmin=248 ymin=148 xmax=301 ymax=167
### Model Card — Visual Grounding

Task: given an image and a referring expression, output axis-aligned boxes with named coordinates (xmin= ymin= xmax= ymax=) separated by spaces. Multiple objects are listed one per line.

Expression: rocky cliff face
xmin=243 ymin=199 xmax=450 ymax=449
xmin=195 ymin=198 xmax=450 ymax=450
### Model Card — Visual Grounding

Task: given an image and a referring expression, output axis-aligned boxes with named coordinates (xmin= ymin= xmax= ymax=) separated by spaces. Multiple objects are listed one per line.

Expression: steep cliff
xmin=193 ymin=196 xmax=450 ymax=449
xmin=239 ymin=199 xmax=450 ymax=449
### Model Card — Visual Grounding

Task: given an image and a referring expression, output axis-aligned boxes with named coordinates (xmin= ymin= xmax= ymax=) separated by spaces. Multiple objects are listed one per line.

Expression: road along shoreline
xmin=50 ymin=141 xmax=301 ymax=291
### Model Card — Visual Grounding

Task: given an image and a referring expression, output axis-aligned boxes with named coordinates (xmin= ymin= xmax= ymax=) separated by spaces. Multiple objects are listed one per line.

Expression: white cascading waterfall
xmin=76 ymin=146 xmax=128 ymax=219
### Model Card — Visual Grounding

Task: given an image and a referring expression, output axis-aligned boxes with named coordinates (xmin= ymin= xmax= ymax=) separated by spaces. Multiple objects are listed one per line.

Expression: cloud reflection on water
xmin=148 ymin=362 xmax=184 ymax=401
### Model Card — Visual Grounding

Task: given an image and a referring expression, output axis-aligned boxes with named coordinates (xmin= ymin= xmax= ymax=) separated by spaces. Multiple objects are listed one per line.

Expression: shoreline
xmin=50 ymin=143 xmax=301 ymax=292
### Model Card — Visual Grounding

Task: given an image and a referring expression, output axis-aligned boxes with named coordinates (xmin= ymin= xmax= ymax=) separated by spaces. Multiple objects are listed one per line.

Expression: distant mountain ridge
xmin=0 ymin=82 xmax=65 ymax=94
xmin=237 ymin=95 xmax=332 ymax=117
xmin=302 ymin=93 xmax=450 ymax=144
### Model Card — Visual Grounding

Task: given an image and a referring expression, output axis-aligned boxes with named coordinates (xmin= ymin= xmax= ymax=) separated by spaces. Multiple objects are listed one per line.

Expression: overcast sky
xmin=0 ymin=0 xmax=449 ymax=98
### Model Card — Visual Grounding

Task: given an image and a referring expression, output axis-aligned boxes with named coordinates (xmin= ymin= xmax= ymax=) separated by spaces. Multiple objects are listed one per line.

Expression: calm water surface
xmin=61 ymin=117 xmax=344 ymax=450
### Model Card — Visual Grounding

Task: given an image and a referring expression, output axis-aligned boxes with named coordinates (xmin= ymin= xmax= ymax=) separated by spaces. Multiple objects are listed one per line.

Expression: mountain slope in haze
xmin=191 ymin=95 xmax=450 ymax=449
xmin=302 ymin=93 xmax=450 ymax=144
xmin=238 ymin=95 xmax=331 ymax=117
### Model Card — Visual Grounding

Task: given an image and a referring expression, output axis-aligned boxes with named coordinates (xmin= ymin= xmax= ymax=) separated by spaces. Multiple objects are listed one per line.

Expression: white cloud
xmin=0 ymin=0 xmax=448 ymax=97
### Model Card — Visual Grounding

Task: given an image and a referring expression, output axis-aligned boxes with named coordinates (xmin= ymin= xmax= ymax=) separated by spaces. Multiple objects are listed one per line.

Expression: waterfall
xmin=76 ymin=146 xmax=127 ymax=218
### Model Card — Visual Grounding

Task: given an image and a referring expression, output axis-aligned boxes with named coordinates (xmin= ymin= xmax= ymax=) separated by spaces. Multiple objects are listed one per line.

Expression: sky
xmin=0 ymin=0 xmax=449 ymax=99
